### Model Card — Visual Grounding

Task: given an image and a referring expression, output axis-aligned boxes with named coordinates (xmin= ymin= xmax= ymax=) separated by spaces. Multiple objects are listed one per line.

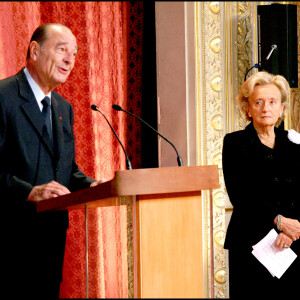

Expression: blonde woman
xmin=222 ymin=71 xmax=300 ymax=298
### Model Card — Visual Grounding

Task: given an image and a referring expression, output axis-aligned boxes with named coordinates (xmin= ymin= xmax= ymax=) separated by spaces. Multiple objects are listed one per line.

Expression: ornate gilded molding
xmin=291 ymin=89 xmax=300 ymax=132
xmin=196 ymin=1 xmax=227 ymax=298
xmin=120 ymin=195 xmax=135 ymax=298
xmin=196 ymin=2 xmax=258 ymax=298
xmin=196 ymin=2 xmax=299 ymax=298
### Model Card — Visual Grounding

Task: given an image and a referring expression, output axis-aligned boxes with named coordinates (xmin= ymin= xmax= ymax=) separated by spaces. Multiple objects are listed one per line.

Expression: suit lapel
xmin=16 ymin=69 xmax=54 ymax=157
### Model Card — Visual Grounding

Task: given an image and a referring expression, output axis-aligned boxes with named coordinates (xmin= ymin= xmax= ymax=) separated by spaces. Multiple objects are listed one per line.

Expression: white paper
xmin=252 ymin=229 xmax=297 ymax=279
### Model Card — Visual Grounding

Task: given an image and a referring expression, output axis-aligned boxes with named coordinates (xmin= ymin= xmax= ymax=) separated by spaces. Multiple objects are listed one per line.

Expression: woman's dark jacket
xmin=222 ymin=122 xmax=300 ymax=250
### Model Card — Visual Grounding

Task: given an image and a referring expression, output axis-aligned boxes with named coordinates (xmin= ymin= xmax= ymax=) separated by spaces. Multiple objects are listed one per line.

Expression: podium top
xmin=36 ymin=165 xmax=219 ymax=212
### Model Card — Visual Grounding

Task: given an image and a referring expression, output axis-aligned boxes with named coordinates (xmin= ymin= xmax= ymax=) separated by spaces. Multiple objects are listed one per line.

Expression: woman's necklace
xmin=257 ymin=133 xmax=275 ymax=149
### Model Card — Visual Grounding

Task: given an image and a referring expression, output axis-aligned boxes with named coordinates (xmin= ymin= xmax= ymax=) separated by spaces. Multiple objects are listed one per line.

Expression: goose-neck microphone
xmin=112 ymin=104 xmax=183 ymax=167
xmin=91 ymin=104 xmax=132 ymax=170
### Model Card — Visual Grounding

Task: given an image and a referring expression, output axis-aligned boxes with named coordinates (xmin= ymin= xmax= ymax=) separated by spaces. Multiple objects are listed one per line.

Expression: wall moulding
xmin=196 ymin=1 xmax=299 ymax=298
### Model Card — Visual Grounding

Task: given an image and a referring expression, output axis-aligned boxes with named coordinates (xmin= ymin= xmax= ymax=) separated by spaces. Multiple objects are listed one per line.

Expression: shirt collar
xmin=24 ymin=67 xmax=52 ymax=111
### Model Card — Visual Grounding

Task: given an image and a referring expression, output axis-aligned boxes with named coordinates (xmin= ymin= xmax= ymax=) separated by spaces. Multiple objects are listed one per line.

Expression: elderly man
xmin=0 ymin=23 xmax=97 ymax=298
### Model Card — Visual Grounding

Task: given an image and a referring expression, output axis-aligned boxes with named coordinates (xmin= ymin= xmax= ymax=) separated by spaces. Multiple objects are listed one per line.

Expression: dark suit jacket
xmin=222 ymin=122 xmax=300 ymax=251
xmin=0 ymin=68 xmax=95 ymax=285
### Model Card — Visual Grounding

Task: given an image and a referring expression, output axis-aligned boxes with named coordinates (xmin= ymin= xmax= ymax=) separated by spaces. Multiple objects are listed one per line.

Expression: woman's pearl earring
xmin=248 ymin=112 xmax=252 ymax=118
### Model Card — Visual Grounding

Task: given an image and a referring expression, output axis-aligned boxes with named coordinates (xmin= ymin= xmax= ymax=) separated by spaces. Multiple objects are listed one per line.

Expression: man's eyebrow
xmin=56 ymin=42 xmax=78 ymax=51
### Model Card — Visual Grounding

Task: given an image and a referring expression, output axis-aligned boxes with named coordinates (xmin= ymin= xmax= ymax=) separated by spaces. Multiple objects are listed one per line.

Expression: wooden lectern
xmin=37 ymin=165 xmax=219 ymax=298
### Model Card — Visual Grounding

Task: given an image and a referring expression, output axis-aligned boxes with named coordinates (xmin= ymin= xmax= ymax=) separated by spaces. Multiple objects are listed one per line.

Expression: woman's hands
xmin=281 ymin=216 xmax=300 ymax=241
xmin=274 ymin=215 xmax=300 ymax=249
xmin=275 ymin=232 xmax=293 ymax=250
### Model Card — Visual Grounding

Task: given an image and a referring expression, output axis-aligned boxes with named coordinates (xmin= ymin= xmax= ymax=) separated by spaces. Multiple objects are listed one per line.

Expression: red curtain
xmin=0 ymin=1 xmax=143 ymax=298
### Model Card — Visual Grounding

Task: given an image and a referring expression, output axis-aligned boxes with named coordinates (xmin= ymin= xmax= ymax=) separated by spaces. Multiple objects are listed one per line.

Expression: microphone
xmin=266 ymin=44 xmax=277 ymax=60
xmin=91 ymin=104 xmax=132 ymax=170
xmin=112 ymin=104 xmax=183 ymax=167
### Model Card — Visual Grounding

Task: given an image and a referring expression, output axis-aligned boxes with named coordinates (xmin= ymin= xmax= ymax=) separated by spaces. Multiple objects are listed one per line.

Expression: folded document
xmin=252 ymin=229 xmax=297 ymax=279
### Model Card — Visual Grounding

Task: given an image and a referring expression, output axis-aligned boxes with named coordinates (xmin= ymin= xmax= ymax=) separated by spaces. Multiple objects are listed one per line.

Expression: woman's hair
xmin=237 ymin=71 xmax=290 ymax=126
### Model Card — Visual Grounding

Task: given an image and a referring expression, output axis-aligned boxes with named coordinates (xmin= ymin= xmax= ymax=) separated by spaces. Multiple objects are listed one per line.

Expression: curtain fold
xmin=0 ymin=1 xmax=143 ymax=298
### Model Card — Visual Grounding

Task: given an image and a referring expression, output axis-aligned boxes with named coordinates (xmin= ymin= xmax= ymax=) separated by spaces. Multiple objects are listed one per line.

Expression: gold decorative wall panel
xmin=196 ymin=1 xmax=299 ymax=298
xmin=157 ymin=1 xmax=299 ymax=298
xmin=196 ymin=1 xmax=257 ymax=298
xmin=196 ymin=1 xmax=227 ymax=297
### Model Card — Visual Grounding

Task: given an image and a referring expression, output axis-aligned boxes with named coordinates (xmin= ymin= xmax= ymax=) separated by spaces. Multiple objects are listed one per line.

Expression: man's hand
xmin=27 ymin=181 xmax=71 ymax=202
xmin=90 ymin=178 xmax=108 ymax=187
